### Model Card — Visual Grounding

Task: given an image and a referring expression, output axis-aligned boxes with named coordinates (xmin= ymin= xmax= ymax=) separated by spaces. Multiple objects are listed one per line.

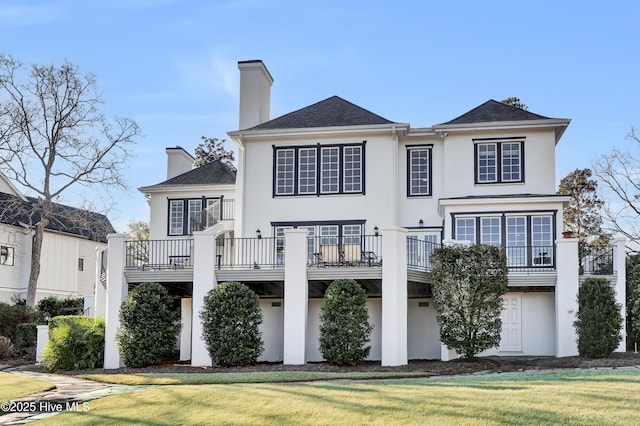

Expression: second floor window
xmin=475 ymin=140 xmax=524 ymax=184
xmin=273 ymin=142 xmax=365 ymax=196
xmin=407 ymin=146 xmax=432 ymax=196
xmin=0 ymin=245 xmax=14 ymax=266
xmin=168 ymin=197 xmax=221 ymax=235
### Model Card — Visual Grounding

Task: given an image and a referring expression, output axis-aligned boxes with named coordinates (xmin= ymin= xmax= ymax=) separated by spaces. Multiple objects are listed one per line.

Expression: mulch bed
xmin=6 ymin=352 xmax=640 ymax=377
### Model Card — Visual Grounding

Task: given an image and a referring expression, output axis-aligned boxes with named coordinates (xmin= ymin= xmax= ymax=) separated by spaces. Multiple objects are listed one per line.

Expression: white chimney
xmin=166 ymin=147 xmax=194 ymax=179
xmin=238 ymin=60 xmax=273 ymax=130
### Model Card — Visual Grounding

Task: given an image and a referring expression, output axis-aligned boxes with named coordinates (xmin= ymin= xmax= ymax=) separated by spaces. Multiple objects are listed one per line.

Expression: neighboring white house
xmin=102 ymin=60 xmax=626 ymax=368
xmin=0 ymin=173 xmax=113 ymax=305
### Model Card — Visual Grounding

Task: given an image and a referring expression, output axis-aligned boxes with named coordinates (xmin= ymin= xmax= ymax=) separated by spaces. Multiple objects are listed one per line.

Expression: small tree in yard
xmin=431 ymin=244 xmax=508 ymax=359
xmin=319 ymin=279 xmax=372 ymax=366
xmin=574 ymin=277 xmax=622 ymax=358
xmin=117 ymin=282 xmax=181 ymax=368
xmin=200 ymin=281 xmax=263 ymax=367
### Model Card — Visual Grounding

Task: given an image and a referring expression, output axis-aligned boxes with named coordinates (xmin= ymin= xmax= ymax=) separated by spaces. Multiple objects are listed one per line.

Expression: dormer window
xmin=474 ymin=139 xmax=524 ymax=184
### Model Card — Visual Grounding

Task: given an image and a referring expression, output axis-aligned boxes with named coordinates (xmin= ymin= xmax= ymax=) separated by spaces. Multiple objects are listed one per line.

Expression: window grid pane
xmin=319 ymin=225 xmax=339 ymax=245
xmin=506 ymin=216 xmax=527 ymax=266
xmin=321 ymin=147 xmax=340 ymax=193
xmin=480 ymin=217 xmax=501 ymax=246
xmin=169 ymin=200 xmax=184 ymax=235
xmin=298 ymin=148 xmax=317 ymax=194
xmin=276 ymin=149 xmax=295 ymax=195
xmin=478 ymin=144 xmax=497 ymax=182
xmin=343 ymin=146 xmax=362 ymax=192
xmin=410 ymin=148 xmax=430 ymax=195
xmin=342 ymin=224 xmax=362 ymax=245
xmin=188 ymin=199 xmax=203 ymax=233
xmin=502 ymin=143 xmax=521 ymax=181
xmin=455 ymin=218 xmax=476 ymax=243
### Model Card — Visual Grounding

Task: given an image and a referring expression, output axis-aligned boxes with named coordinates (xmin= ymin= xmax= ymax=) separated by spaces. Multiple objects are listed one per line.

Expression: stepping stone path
xmin=0 ymin=369 xmax=147 ymax=425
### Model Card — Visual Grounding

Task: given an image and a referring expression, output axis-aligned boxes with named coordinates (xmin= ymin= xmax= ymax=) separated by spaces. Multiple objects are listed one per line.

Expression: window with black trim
xmin=78 ymin=257 xmax=84 ymax=271
xmin=474 ymin=140 xmax=524 ymax=184
xmin=407 ymin=146 xmax=432 ymax=196
xmin=168 ymin=197 xmax=222 ymax=235
xmin=273 ymin=142 xmax=365 ymax=196
xmin=0 ymin=246 xmax=14 ymax=266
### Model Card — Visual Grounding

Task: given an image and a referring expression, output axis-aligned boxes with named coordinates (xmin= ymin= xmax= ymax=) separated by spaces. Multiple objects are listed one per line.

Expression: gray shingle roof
xmin=0 ymin=192 xmax=114 ymax=243
xmin=441 ymin=100 xmax=551 ymax=125
xmin=248 ymin=96 xmax=395 ymax=130
xmin=151 ymin=160 xmax=236 ymax=187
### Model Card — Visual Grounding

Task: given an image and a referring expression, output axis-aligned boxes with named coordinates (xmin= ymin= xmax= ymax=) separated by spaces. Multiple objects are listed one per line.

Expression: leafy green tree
xmin=557 ymin=168 xmax=610 ymax=260
xmin=117 ymin=282 xmax=181 ymax=367
xmin=431 ymin=244 xmax=508 ymax=359
xmin=200 ymin=281 xmax=263 ymax=367
xmin=194 ymin=136 xmax=236 ymax=170
xmin=574 ymin=277 xmax=622 ymax=358
xmin=500 ymin=97 xmax=528 ymax=110
xmin=319 ymin=279 xmax=373 ymax=366
xmin=125 ymin=219 xmax=150 ymax=264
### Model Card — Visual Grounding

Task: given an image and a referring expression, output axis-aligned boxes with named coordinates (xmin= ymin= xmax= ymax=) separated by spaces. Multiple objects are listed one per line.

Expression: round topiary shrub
xmin=200 ymin=281 xmax=263 ymax=367
xmin=117 ymin=282 xmax=182 ymax=368
xmin=574 ymin=277 xmax=623 ymax=358
xmin=319 ymin=279 xmax=372 ymax=366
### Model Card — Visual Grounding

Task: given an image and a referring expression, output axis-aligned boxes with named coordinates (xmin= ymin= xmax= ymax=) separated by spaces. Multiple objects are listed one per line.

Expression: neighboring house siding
xmin=0 ymin=224 xmax=29 ymax=303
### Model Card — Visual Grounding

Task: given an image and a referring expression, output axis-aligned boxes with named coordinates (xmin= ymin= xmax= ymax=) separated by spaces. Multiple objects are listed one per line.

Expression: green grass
xmin=80 ymin=370 xmax=430 ymax=385
xmin=40 ymin=369 xmax=640 ymax=425
xmin=0 ymin=372 xmax=55 ymax=403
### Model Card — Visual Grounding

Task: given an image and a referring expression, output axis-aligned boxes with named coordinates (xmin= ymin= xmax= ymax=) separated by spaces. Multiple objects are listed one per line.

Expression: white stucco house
xmin=102 ymin=60 xmax=626 ymax=368
xmin=0 ymin=173 xmax=113 ymax=306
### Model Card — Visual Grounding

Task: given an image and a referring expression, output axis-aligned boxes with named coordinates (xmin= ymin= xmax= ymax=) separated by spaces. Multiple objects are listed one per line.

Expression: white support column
xmin=555 ymin=237 xmax=580 ymax=357
xmin=104 ymin=233 xmax=127 ymax=369
xmin=613 ymin=237 xmax=627 ymax=352
xmin=381 ymin=227 xmax=408 ymax=366
xmin=35 ymin=325 xmax=48 ymax=362
xmin=191 ymin=228 xmax=218 ymax=366
xmin=180 ymin=298 xmax=193 ymax=361
xmin=283 ymin=229 xmax=308 ymax=365
xmin=94 ymin=247 xmax=106 ymax=318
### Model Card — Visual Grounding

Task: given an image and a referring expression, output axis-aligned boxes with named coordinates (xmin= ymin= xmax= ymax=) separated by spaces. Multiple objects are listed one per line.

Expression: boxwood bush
xmin=575 ymin=277 xmax=623 ymax=358
xmin=319 ymin=279 xmax=372 ymax=366
xmin=200 ymin=281 xmax=263 ymax=367
xmin=41 ymin=316 xmax=105 ymax=371
xmin=117 ymin=282 xmax=181 ymax=368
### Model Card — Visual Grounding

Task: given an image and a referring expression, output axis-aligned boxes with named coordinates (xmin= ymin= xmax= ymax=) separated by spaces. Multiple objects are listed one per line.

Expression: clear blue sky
xmin=1 ymin=0 xmax=638 ymax=232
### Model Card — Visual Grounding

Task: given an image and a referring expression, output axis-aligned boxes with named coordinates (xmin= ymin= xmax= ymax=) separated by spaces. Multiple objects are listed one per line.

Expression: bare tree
xmin=593 ymin=127 xmax=640 ymax=250
xmin=0 ymin=54 xmax=140 ymax=305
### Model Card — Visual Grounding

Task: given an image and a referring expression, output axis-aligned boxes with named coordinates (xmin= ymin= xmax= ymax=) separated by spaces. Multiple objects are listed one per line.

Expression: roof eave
xmin=228 ymin=123 xmax=410 ymax=140
xmin=139 ymin=183 xmax=236 ymax=194
xmin=433 ymin=118 xmax=571 ymax=143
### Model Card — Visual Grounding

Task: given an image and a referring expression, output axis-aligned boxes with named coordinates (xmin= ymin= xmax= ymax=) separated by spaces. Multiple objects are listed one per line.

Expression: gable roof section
xmin=144 ymin=160 xmax=236 ymax=188
xmin=248 ymin=96 xmax=395 ymax=130
xmin=0 ymin=192 xmax=114 ymax=243
xmin=441 ymin=100 xmax=551 ymax=125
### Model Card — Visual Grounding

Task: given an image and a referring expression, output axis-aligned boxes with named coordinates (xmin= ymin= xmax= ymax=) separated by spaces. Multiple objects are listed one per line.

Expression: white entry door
xmin=500 ymin=295 xmax=522 ymax=352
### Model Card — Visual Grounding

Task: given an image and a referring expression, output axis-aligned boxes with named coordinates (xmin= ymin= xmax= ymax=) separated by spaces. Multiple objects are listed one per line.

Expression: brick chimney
xmin=238 ymin=60 xmax=273 ymax=130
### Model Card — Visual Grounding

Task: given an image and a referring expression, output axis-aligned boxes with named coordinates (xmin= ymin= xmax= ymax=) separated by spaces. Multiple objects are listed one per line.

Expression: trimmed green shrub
xmin=319 ymin=279 xmax=372 ymax=366
xmin=200 ymin=281 xmax=263 ymax=367
xmin=630 ymin=283 xmax=640 ymax=345
xmin=575 ymin=277 xmax=623 ymax=358
xmin=431 ymin=244 xmax=508 ymax=359
xmin=117 ymin=282 xmax=182 ymax=368
xmin=37 ymin=296 xmax=84 ymax=321
xmin=0 ymin=300 xmax=38 ymax=342
xmin=41 ymin=316 xmax=105 ymax=371
xmin=15 ymin=323 xmax=37 ymax=348
xmin=0 ymin=336 xmax=14 ymax=359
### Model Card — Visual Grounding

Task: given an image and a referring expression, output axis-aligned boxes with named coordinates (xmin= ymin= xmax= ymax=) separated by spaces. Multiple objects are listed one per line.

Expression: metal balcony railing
xmin=215 ymin=237 xmax=282 ymax=270
xmin=581 ymin=248 xmax=614 ymax=275
xmin=125 ymin=239 xmax=193 ymax=270
xmin=307 ymin=235 xmax=382 ymax=267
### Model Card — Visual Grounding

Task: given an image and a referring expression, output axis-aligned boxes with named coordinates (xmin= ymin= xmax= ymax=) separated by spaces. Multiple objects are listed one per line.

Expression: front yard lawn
xmin=0 ymin=372 xmax=54 ymax=403
xmin=38 ymin=369 xmax=640 ymax=425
